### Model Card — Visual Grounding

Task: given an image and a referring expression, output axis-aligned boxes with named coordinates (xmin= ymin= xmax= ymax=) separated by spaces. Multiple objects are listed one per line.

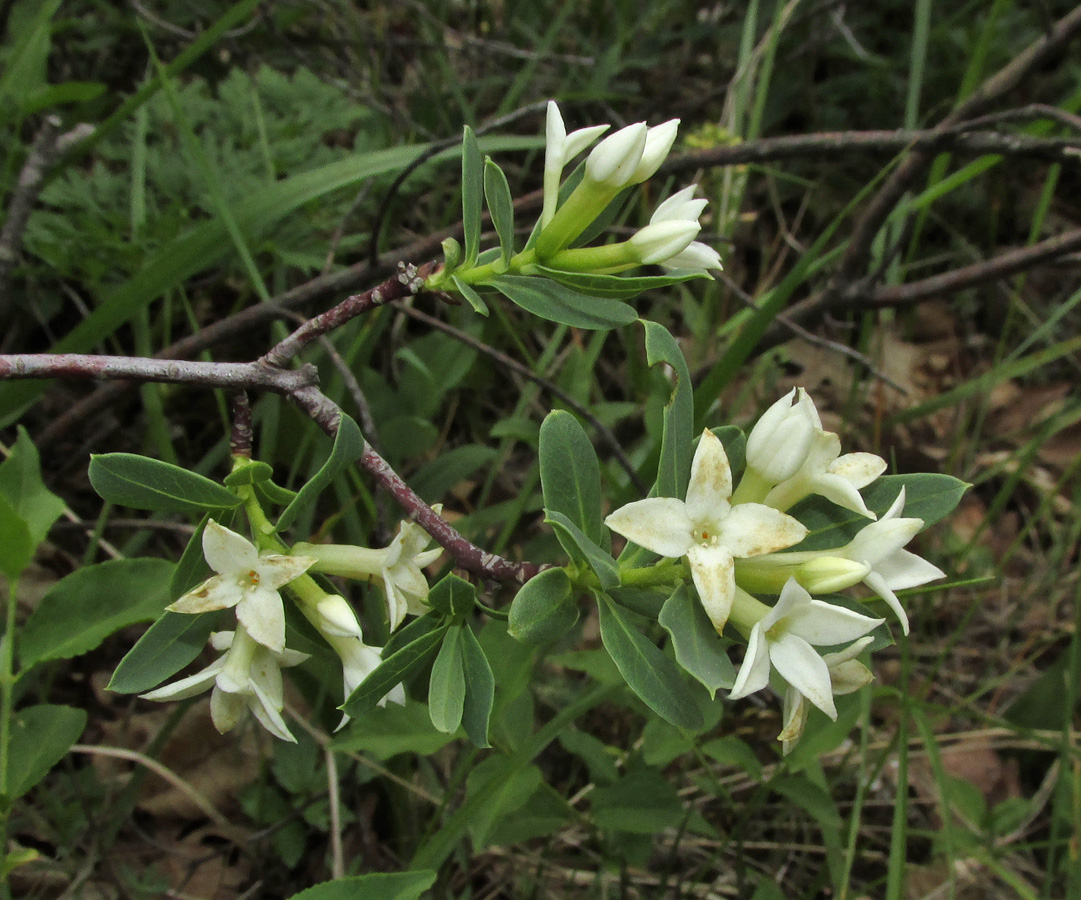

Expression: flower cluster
xmin=605 ymin=388 xmax=945 ymax=751
xmin=143 ymin=516 xmax=441 ymax=741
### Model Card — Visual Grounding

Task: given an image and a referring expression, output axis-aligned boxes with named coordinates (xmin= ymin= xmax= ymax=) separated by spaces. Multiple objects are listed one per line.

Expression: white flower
xmin=541 ymin=101 xmax=609 ymax=228
xmin=604 ymin=429 xmax=807 ymax=633
xmin=379 ymin=519 xmax=443 ymax=631
xmin=779 ymin=636 xmax=874 ymax=754
xmin=661 ymin=240 xmax=723 ymax=276
xmin=629 ymin=219 xmax=700 ymax=265
xmin=325 ymin=632 xmax=407 ymax=730
xmin=584 ymin=118 xmax=679 ymax=191
xmin=635 ymin=185 xmax=721 ymax=275
xmin=141 ymin=627 xmax=308 ymax=742
xmin=761 ymin=394 xmax=887 ymax=517
xmin=167 ymin=521 xmax=315 ymax=653
xmin=729 ymin=579 xmax=882 ymax=720
xmin=838 ymin=487 xmax=945 ymax=634
xmin=629 ymin=118 xmax=680 ymax=184
xmin=745 ymin=388 xmax=818 ymax=484
xmin=314 ymin=594 xmax=364 ymax=639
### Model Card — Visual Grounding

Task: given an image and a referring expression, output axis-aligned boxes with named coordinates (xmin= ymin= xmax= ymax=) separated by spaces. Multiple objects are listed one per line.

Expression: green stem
xmin=619 ymin=560 xmax=688 ymax=588
xmin=730 ymin=467 xmax=773 ymax=505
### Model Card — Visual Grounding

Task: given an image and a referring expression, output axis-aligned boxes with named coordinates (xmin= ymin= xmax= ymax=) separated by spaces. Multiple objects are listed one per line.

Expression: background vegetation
xmin=2 ymin=0 xmax=1080 ymax=897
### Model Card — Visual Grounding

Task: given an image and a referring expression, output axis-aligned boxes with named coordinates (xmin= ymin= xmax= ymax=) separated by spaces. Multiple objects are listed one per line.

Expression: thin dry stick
xmin=325 ymin=747 xmax=344 ymax=880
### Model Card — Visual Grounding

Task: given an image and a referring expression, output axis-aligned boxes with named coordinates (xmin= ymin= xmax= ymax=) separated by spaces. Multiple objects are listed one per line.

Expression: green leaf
xmin=492 ymin=275 xmax=638 ymax=330
xmin=508 ymin=567 xmax=579 ymax=645
xmin=276 ymin=415 xmax=364 ymax=533
xmin=539 ymin=410 xmax=603 ymax=544
xmin=711 ymin=425 xmax=746 ymax=481
xmin=464 ymin=756 xmax=543 ymax=848
xmin=462 ymin=126 xmax=483 ymax=266
xmin=170 ymin=516 xmax=211 ymax=599
xmin=590 ymin=767 xmax=684 ymax=834
xmin=450 ymin=275 xmax=489 ymax=315
xmin=20 ymin=559 xmax=174 ymax=667
xmin=223 ymin=460 xmax=274 ymax=486
xmin=537 ymin=266 xmax=705 ymax=300
xmin=410 ymin=444 xmax=496 ymax=502
xmin=546 ymin=511 xmax=619 ymax=590
xmin=88 ymin=454 xmax=241 ymax=513
xmin=643 ymin=320 xmax=693 ymax=499
xmin=285 ymin=871 xmax=436 ymax=900
xmin=4 ymin=704 xmax=86 ymax=801
xmin=382 ymin=611 xmax=445 ymax=659
xmin=0 ymin=427 xmax=65 ymax=544
xmin=793 ymin=473 xmax=969 ymax=551
xmin=428 ymin=625 xmax=466 ymax=734
xmin=255 ymin=478 xmax=299 ymax=507
xmin=108 ymin=611 xmax=218 ymax=694
xmin=657 ymin=585 xmax=735 ymax=698
xmin=597 ymin=593 xmax=702 ymax=729
xmin=342 ymin=623 xmax=447 ymax=717
xmin=330 ymin=700 xmax=456 ymax=758
xmin=427 ymin=574 xmax=476 ymax=619
xmin=0 ymin=493 xmax=35 ymax=581
xmin=459 ymin=625 xmax=495 ymax=748
xmin=484 ymin=158 xmax=514 ymax=264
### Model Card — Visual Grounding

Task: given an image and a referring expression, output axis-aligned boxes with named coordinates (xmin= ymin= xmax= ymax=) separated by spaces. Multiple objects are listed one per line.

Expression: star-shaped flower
xmin=141 ymin=627 xmax=308 ymax=742
xmin=324 ymin=632 xmax=407 ymax=730
xmin=729 ymin=579 xmax=882 ymax=720
xmin=167 ymin=520 xmax=315 ymax=653
xmin=604 ymin=429 xmax=807 ymax=633
xmin=380 ymin=518 xmax=443 ymax=631
xmin=778 ymin=635 xmax=874 ymax=754
xmin=838 ymin=487 xmax=945 ymax=634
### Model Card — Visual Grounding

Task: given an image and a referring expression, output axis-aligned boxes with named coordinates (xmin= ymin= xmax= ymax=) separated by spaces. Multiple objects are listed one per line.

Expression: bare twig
xmin=230 ymin=392 xmax=252 ymax=458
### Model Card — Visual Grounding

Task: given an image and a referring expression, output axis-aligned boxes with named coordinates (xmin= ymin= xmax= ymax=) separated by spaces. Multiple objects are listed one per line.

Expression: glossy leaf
xmin=89 ymin=453 xmax=241 ymax=513
xmin=21 ymin=558 xmax=174 ymax=667
xmin=539 ymin=410 xmax=603 ymax=543
xmin=491 ymin=275 xmax=638 ymax=330
xmin=5 ymin=704 xmax=86 ymax=800
xmin=428 ymin=625 xmax=466 ymax=734
xmin=508 ymin=567 xmax=579 ymax=645
xmin=484 ymin=157 xmax=514 ymax=264
xmin=597 ymin=593 xmax=702 ymax=729
xmin=276 ymin=414 xmax=364 ymax=533
xmin=657 ymin=585 xmax=735 ymax=698
xmin=459 ymin=625 xmax=495 ymax=748
xmin=108 ymin=611 xmax=219 ymax=694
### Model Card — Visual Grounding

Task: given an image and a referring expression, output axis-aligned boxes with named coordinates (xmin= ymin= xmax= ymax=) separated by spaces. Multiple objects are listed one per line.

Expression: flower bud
xmin=629 ymin=119 xmax=680 ymax=184
xmin=315 ymin=594 xmax=364 ymax=638
xmin=584 ymin=122 xmax=647 ymax=188
xmin=746 ymin=388 xmax=818 ymax=483
xmin=794 ymin=557 xmax=871 ymax=594
xmin=441 ymin=236 xmax=462 ymax=271
xmin=662 ymin=240 xmax=722 ymax=275
xmin=629 ymin=219 xmax=699 ymax=265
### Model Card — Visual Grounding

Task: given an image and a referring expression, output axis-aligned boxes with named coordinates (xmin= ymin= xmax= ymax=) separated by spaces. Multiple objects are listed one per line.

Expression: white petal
xmin=863 ymin=570 xmax=910 ymax=635
xmin=248 ymin=679 xmax=297 ymax=742
xmin=650 ymin=185 xmax=699 ymax=222
xmin=604 ymin=497 xmax=694 ymax=558
xmin=140 ymin=659 xmax=223 ymax=701
xmin=687 ymin=544 xmax=735 ymax=633
xmin=630 ymin=220 xmax=700 ymax=264
xmin=770 ymin=634 xmax=837 ymax=719
xmin=811 ymin=472 xmax=877 ymax=519
xmin=728 ymin=625 xmax=771 ymax=700
xmin=585 ymin=122 xmax=647 ymax=188
xmin=847 ymin=517 xmax=923 ymax=566
xmin=630 ymin=119 xmax=679 ymax=183
xmin=203 ymin=521 xmax=258 ymax=575
xmin=237 ymin=586 xmax=286 ymax=653
xmin=685 ymin=430 xmax=732 ymax=522
xmin=768 ymin=578 xmax=811 ymax=627
xmin=661 ymin=241 xmax=722 ymax=276
xmin=316 ymin=594 xmax=364 ymax=638
xmin=882 ymin=487 xmax=907 ymax=520
xmin=828 ymin=452 xmax=887 ymax=490
xmin=564 ymin=123 xmax=610 ymax=160
xmin=785 ymin=599 xmax=882 ymax=646
xmin=875 ymin=549 xmax=945 ymax=591
xmin=210 ymin=687 xmax=245 ymax=733
xmin=720 ymin=503 xmax=807 ymax=558
xmin=257 ymin=553 xmax=316 ymax=589
xmin=167 ymin=575 xmax=242 ymax=614
xmin=778 ymin=684 xmax=808 ymax=743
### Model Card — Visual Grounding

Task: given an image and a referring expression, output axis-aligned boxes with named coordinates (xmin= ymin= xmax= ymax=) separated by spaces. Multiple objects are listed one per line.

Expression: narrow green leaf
xmin=546 ymin=511 xmax=619 ymax=591
xmin=170 ymin=516 xmax=211 ymax=599
xmin=255 ymin=478 xmax=299 ymax=507
xmin=459 ymin=625 xmax=495 ymax=748
xmin=21 ymin=559 xmax=174 ymax=667
xmin=285 ymin=871 xmax=437 ymax=900
xmin=597 ymin=593 xmax=702 ymax=729
xmin=5 ymin=704 xmax=86 ymax=800
xmin=276 ymin=414 xmax=364 ymax=533
xmin=462 ymin=126 xmax=483 ymax=266
xmin=428 ymin=625 xmax=466 ymax=734
xmin=382 ymin=611 xmax=445 ymax=659
xmin=508 ymin=567 xmax=579 ymax=645
xmin=657 ymin=585 xmax=735 ymax=698
xmin=492 ymin=275 xmax=638 ymax=330
xmin=88 ymin=454 xmax=241 ymax=513
xmin=331 ymin=700 xmax=456 ymax=758
xmin=643 ymin=320 xmax=693 ymax=499
xmin=342 ymin=624 xmax=447 ymax=716
xmin=539 ymin=410 xmax=603 ymax=544
xmin=537 ymin=266 xmax=705 ymax=299
xmin=451 ymin=275 xmax=489 ymax=315
xmin=0 ymin=427 xmax=65 ymax=544
xmin=484 ymin=157 xmax=514 ymax=264
xmin=108 ymin=611 xmax=218 ymax=694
